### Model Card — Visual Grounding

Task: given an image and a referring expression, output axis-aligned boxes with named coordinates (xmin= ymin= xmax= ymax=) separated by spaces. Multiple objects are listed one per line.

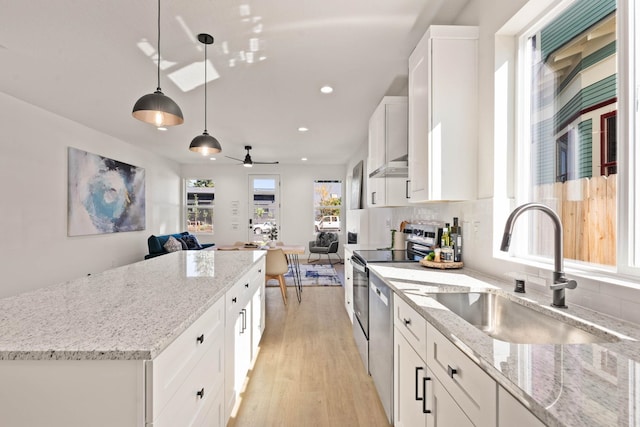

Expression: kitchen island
xmin=367 ymin=261 xmax=640 ymax=427
xmin=0 ymin=250 xmax=266 ymax=426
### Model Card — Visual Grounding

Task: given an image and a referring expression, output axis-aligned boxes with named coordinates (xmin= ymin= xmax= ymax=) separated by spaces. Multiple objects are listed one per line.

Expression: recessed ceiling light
xmin=301 ymin=157 xmax=308 ymax=161
xmin=209 ymin=157 xmax=216 ymax=160
xmin=320 ymin=85 xmax=333 ymax=94
xmin=298 ymin=127 xmax=309 ymax=132
xmin=157 ymin=126 xmax=167 ymax=131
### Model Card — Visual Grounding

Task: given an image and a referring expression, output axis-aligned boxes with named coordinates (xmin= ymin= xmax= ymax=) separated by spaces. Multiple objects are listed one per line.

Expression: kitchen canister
xmin=392 ymin=230 xmax=406 ymax=250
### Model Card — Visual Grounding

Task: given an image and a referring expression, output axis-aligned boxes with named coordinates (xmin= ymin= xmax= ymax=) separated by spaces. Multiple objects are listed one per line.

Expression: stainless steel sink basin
xmin=418 ymin=292 xmax=620 ymax=344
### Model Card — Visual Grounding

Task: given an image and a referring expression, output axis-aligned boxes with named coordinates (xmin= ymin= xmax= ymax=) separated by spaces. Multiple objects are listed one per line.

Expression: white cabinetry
xmin=408 ymin=25 xmax=478 ymax=202
xmin=394 ymin=297 xmax=470 ymax=427
xmin=393 ymin=297 xmax=428 ymax=427
xmin=394 ymin=329 xmax=427 ymax=427
xmin=224 ymin=258 xmax=266 ymax=420
xmin=367 ymin=96 xmax=410 ymax=207
xmin=393 ymin=295 xmax=498 ymax=427
xmin=147 ymin=297 xmax=226 ymax=427
xmin=344 ymin=247 xmax=354 ymax=321
xmin=426 ymin=323 xmax=497 ymax=427
xmin=425 ymin=366 xmax=474 ymax=427
xmin=498 ymin=387 xmax=545 ymax=427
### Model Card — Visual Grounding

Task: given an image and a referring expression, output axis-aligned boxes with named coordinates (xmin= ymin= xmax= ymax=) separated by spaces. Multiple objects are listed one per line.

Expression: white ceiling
xmin=0 ymin=0 xmax=469 ymax=166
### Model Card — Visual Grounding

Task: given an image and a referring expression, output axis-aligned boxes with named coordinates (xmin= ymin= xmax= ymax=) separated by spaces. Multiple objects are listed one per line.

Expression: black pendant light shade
xmin=190 ymin=33 xmax=222 ymax=155
xmin=132 ymin=0 xmax=184 ymax=127
xmin=189 ymin=131 xmax=222 ymax=155
xmin=132 ymin=89 xmax=184 ymax=127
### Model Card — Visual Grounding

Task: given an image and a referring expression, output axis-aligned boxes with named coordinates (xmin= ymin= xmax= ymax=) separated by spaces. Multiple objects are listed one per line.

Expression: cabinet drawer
xmin=394 ymin=296 xmax=427 ymax=356
xmin=151 ymin=335 xmax=224 ymax=427
xmin=226 ymin=261 xmax=264 ymax=315
xmin=426 ymin=323 xmax=496 ymax=427
xmin=425 ymin=366 xmax=474 ymax=427
xmin=147 ymin=297 xmax=224 ymax=421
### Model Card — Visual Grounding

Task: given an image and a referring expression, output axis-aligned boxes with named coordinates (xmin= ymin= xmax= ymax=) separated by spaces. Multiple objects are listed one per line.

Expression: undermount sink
xmin=412 ymin=291 xmax=620 ymax=344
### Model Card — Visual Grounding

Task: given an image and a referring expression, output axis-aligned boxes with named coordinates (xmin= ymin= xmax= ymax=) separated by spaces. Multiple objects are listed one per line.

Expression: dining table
xmin=214 ymin=243 xmax=305 ymax=302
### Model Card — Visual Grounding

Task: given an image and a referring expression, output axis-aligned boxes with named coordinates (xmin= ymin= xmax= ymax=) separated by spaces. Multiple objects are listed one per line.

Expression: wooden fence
xmin=532 ymin=174 xmax=616 ymax=266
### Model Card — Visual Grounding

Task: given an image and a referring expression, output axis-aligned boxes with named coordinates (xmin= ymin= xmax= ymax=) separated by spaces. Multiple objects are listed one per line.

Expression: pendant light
xmin=132 ymin=0 xmax=184 ymax=127
xmin=189 ymin=33 xmax=222 ymax=155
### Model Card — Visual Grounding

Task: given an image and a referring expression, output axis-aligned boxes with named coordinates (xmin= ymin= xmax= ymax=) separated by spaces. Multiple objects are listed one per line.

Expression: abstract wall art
xmin=68 ymin=147 xmax=145 ymax=236
xmin=350 ymin=160 xmax=363 ymax=210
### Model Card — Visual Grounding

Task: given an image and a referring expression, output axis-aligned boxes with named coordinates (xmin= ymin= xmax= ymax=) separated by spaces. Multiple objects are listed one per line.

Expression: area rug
xmin=266 ymin=263 xmax=342 ymax=287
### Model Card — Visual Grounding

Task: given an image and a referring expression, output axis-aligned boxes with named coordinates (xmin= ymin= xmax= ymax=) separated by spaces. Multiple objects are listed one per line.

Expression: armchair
xmin=308 ymin=232 xmax=342 ymax=265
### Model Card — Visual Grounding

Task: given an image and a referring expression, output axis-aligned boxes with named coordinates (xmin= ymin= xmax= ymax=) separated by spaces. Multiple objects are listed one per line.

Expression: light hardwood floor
xmin=227 ymin=282 xmax=390 ymax=427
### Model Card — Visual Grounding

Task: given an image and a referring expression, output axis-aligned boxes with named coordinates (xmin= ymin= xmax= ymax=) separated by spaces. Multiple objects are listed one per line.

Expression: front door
xmin=248 ymin=175 xmax=280 ymax=242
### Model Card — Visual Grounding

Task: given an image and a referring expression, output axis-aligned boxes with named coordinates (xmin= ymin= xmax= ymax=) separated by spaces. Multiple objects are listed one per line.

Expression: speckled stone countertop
xmin=368 ymin=262 xmax=640 ymax=427
xmin=0 ymin=250 xmax=265 ymax=361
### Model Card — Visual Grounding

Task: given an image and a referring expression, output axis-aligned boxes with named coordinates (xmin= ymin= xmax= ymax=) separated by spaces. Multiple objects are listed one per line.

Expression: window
xmin=519 ymin=0 xmax=618 ymax=267
xmin=601 ymin=111 xmax=617 ymax=176
xmin=313 ymin=180 xmax=342 ymax=232
xmin=556 ymin=132 xmax=570 ymax=183
xmin=249 ymin=175 xmax=279 ymax=240
xmin=186 ymin=179 xmax=215 ymax=233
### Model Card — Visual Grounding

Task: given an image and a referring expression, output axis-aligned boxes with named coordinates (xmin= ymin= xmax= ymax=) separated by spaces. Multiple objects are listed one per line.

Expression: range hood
xmin=368 ymin=156 xmax=408 ymax=178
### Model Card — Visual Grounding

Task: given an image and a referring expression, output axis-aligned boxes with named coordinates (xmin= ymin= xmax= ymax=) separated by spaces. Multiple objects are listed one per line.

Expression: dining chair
xmin=265 ymin=248 xmax=289 ymax=305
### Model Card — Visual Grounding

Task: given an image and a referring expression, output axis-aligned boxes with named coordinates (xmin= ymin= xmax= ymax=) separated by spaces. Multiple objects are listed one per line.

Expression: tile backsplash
xmin=350 ymin=198 xmax=640 ymax=325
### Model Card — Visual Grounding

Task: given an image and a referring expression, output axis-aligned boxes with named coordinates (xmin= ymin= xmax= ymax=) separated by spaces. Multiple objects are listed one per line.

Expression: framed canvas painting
xmin=68 ymin=147 xmax=145 ymax=236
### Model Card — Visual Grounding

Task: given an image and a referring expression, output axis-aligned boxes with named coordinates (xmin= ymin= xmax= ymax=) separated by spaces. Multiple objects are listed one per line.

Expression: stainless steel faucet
xmin=500 ymin=203 xmax=577 ymax=308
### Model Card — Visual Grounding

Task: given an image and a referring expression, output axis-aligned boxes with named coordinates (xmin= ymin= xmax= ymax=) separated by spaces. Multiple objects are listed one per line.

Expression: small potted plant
xmin=267 ymin=226 xmax=278 ymax=247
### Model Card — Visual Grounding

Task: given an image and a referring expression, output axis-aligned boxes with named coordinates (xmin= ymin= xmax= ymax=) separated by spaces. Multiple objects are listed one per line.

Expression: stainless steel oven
xmin=350 ymin=252 xmax=369 ymax=371
xmin=352 ymin=249 xmax=414 ymax=425
xmin=351 ymin=247 xmax=420 ymax=371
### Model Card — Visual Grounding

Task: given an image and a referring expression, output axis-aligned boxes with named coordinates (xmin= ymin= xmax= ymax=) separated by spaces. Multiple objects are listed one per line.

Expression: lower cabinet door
xmin=425 ymin=367 xmax=474 ymax=427
xmin=394 ymin=328 xmax=427 ymax=427
xmin=194 ymin=388 xmax=225 ymax=427
xmin=498 ymin=387 xmax=545 ymax=427
xmin=152 ymin=337 xmax=224 ymax=427
xmin=251 ymin=285 xmax=263 ymax=357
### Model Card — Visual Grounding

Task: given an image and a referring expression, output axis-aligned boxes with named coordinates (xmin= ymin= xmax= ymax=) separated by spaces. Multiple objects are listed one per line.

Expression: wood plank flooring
xmin=227 ymin=284 xmax=390 ymax=427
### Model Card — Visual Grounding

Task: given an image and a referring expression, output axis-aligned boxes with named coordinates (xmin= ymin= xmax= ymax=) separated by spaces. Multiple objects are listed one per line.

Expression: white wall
xmin=0 ymin=92 xmax=183 ymax=298
xmin=181 ymin=162 xmax=347 ymax=255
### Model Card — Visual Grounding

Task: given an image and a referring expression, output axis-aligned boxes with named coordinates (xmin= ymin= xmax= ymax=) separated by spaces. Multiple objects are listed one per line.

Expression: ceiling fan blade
xmin=226 ymin=146 xmax=278 ymax=165
xmin=224 ymin=156 xmax=245 ymax=162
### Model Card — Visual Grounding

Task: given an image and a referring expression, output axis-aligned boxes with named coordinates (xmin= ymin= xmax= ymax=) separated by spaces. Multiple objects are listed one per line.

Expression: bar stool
xmin=265 ymin=248 xmax=289 ymax=305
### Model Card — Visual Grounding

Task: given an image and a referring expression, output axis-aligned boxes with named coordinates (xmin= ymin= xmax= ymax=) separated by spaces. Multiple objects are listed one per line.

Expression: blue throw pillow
xmin=182 ymin=234 xmax=203 ymax=250
xmin=177 ymin=237 xmax=189 ymax=250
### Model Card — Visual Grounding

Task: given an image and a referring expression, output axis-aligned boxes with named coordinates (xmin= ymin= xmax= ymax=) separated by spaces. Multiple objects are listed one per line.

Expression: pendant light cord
xmin=204 ymin=42 xmax=208 ymax=132
xmin=156 ymin=0 xmax=161 ymax=91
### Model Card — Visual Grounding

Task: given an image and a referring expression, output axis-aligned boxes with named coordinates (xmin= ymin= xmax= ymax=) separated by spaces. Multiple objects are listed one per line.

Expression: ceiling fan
xmin=226 ymin=145 xmax=279 ymax=167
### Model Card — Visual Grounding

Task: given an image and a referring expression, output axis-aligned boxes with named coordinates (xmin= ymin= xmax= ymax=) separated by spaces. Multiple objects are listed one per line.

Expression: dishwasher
xmin=368 ymin=269 xmax=393 ymax=424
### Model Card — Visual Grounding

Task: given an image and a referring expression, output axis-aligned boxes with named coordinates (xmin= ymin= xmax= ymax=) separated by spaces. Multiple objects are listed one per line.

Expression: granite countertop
xmin=0 ymin=250 xmax=265 ymax=361
xmin=367 ymin=262 xmax=640 ymax=427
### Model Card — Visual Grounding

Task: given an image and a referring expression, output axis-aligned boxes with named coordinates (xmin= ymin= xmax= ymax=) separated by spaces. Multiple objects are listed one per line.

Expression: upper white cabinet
xmin=408 ymin=25 xmax=478 ymax=202
xmin=367 ymin=96 xmax=411 ymax=207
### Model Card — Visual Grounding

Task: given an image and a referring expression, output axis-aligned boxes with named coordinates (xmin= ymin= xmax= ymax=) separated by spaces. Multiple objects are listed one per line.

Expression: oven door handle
xmin=350 ymin=258 xmax=367 ymax=274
